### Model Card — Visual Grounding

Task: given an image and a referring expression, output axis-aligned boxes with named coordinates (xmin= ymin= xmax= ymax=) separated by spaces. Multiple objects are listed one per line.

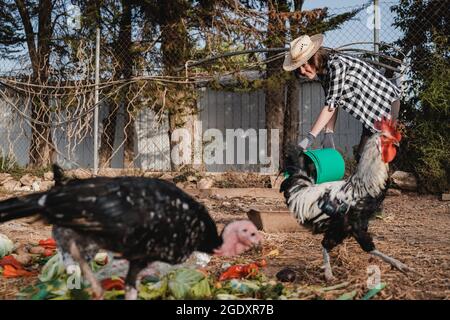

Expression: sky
xmin=303 ymin=0 xmax=402 ymax=50
xmin=0 ymin=1 xmax=403 ymax=74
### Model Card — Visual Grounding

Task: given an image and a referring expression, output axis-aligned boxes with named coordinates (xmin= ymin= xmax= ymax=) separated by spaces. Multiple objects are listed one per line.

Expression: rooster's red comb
xmin=374 ymin=117 xmax=401 ymax=142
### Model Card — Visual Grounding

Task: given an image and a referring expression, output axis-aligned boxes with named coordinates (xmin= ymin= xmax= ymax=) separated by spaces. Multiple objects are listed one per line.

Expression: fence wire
xmin=0 ymin=1 xmax=446 ymax=172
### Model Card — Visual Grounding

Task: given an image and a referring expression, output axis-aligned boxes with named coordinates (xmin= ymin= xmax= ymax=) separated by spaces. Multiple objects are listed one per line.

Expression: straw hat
xmin=283 ymin=34 xmax=324 ymax=71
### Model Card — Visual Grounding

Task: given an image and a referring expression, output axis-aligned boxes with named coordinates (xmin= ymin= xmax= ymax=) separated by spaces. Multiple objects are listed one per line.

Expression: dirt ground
xmin=0 ymin=187 xmax=449 ymax=300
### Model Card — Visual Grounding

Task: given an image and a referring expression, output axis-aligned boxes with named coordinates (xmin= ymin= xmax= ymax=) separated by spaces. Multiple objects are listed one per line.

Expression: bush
xmin=398 ymin=121 xmax=450 ymax=193
xmin=396 ymin=53 xmax=450 ymax=193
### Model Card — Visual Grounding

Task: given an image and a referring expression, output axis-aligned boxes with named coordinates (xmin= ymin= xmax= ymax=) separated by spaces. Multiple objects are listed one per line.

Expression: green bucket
xmin=303 ymin=148 xmax=345 ymax=184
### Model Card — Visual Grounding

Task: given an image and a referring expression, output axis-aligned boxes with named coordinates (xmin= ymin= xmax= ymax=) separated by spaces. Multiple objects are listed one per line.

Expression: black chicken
xmin=0 ymin=166 xmax=262 ymax=299
xmin=280 ymin=119 xmax=412 ymax=281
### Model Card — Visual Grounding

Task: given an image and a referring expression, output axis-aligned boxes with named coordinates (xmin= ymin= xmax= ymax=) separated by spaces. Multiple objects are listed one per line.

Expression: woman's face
xmin=297 ymin=63 xmax=317 ymax=80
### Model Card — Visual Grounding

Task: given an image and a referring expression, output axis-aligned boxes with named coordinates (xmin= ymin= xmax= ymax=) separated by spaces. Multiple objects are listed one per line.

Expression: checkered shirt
xmin=318 ymin=53 xmax=402 ymax=132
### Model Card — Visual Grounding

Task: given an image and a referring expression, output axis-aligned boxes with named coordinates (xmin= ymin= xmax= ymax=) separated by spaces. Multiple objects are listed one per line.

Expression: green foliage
xmin=0 ymin=152 xmax=51 ymax=179
xmin=419 ymin=53 xmax=450 ymax=116
xmin=398 ymin=114 xmax=450 ymax=194
xmin=391 ymin=1 xmax=449 ymax=193
xmin=0 ymin=153 xmax=19 ymax=173
xmin=395 ymin=55 xmax=450 ymax=193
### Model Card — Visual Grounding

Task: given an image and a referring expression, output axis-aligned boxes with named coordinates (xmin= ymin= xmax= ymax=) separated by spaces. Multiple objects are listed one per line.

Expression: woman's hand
xmin=322 ymin=132 xmax=335 ymax=149
xmin=298 ymin=132 xmax=316 ymax=150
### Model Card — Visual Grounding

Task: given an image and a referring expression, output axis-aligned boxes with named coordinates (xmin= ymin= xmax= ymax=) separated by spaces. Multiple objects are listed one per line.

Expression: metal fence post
xmin=374 ymin=0 xmax=380 ymax=61
xmin=94 ymin=27 xmax=100 ymax=174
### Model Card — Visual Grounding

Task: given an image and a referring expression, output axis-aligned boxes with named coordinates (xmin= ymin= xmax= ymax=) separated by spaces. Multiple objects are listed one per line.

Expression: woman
xmin=283 ymin=34 xmax=401 ymax=161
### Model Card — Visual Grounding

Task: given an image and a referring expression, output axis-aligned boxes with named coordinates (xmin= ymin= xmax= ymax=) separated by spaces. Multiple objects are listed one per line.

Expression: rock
xmin=43 ymin=171 xmax=54 ymax=181
xmin=1 ymin=180 xmax=21 ymax=192
xmin=176 ymin=182 xmax=185 ymax=189
xmin=0 ymin=176 xmax=14 ymax=186
xmin=442 ymin=193 xmax=450 ymax=201
xmin=70 ymin=169 xmax=92 ymax=179
xmin=197 ymin=178 xmax=214 ymax=190
xmin=386 ymin=188 xmax=401 ymax=196
xmin=0 ymin=172 xmax=12 ymax=180
xmin=391 ymin=171 xmax=418 ymax=191
xmin=0 ymin=173 xmax=12 ymax=185
xmin=31 ymin=181 xmax=41 ymax=192
xmin=142 ymin=172 xmax=154 ymax=178
xmin=185 ymin=182 xmax=197 ymax=189
xmin=186 ymin=175 xmax=197 ymax=183
xmin=209 ymin=194 xmax=224 ymax=200
xmin=39 ymin=181 xmax=55 ymax=191
xmin=159 ymin=173 xmax=174 ymax=181
xmin=17 ymin=186 xmax=32 ymax=192
xmin=276 ymin=268 xmax=297 ymax=282
xmin=19 ymin=174 xmax=35 ymax=186
xmin=222 ymin=201 xmax=232 ymax=207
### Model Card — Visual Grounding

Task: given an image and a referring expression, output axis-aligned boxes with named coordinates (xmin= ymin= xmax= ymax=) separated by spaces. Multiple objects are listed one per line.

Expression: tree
xmin=137 ymin=0 xmax=217 ymax=170
xmin=391 ymin=0 xmax=449 ymax=193
xmin=0 ymin=0 xmax=63 ymax=167
xmin=96 ymin=0 xmax=136 ymax=168
xmin=265 ymin=0 xmax=289 ymax=168
xmin=256 ymin=1 xmax=364 ymax=166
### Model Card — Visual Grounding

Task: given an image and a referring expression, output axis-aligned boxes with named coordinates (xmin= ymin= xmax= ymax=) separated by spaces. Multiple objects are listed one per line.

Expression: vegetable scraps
xmin=0 ymin=255 xmax=35 ymax=278
xmin=219 ymin=260 xmax=266 ymax=281
xmin=0 ymin=233 xmax=14 ymax=258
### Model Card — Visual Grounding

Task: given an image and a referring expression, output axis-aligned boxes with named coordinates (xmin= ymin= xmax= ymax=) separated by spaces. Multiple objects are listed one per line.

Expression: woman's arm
xmin=310 ymin=106 xmax=337 ymax=137
xmin=325 ymin=107 xmax=338 ymax=133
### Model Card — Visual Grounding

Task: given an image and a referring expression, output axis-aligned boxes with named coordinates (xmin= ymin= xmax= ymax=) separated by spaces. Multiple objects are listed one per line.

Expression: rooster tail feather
xmin=52 ymin=164 xmax=68 ymax=186
xmin=280 ymin=144 xmax=315 ymax=195
xmin=0 ymin=193 xmax=45 ymax=223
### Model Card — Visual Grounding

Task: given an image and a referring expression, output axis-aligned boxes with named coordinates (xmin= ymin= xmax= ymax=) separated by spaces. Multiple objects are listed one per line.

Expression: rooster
xmin=0 ymin=166 xmax=262 ymax=299
xmin=280 ymin=119 xmax=412 ymax=281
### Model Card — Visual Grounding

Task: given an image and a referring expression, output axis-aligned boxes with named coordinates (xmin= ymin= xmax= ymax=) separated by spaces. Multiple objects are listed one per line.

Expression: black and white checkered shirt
xmin=318 ymin=53 xmax=402 ymax=132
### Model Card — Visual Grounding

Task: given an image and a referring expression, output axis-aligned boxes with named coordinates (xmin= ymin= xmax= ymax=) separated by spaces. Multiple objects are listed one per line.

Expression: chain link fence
xmin=0 ymin=0 xmax=446 ymax=173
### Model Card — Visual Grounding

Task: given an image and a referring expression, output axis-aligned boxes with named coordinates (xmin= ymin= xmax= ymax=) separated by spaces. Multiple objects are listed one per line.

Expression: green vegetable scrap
xmin=362 ymin=283 xmax=386 ymax=300
xmin=38 ymin=253 xmax=65 ymax=282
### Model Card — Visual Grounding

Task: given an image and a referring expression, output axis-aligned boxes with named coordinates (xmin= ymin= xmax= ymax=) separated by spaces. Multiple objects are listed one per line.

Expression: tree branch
xmin=14 ymin=0 xmax=38 ymax=72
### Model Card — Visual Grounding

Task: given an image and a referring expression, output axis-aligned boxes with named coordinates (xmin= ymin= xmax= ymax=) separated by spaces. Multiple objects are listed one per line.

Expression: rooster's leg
xmin=322 ymin=247 xmax=335 ymax=282
xmin=370 ymin=250 xmax=412 ymax=273
xmin=69 ymin=240 xmax=104 ymax=299
xmin=125 ymin=260 xmax=146 ymax=300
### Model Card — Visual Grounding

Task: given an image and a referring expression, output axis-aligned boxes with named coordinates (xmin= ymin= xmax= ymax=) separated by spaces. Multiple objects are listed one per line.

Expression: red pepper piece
xmin=219 ymin=263 xmax=260 ymax=281
xmin=0 ymin=255 xmax=23 ymax=270
xmin=101 ymin=278 xmax=125 ymax=291
xmin=38 ymin=238 xmax=57 ymax=249
xmin=2 ymin=264 xmax=36 ymax=278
